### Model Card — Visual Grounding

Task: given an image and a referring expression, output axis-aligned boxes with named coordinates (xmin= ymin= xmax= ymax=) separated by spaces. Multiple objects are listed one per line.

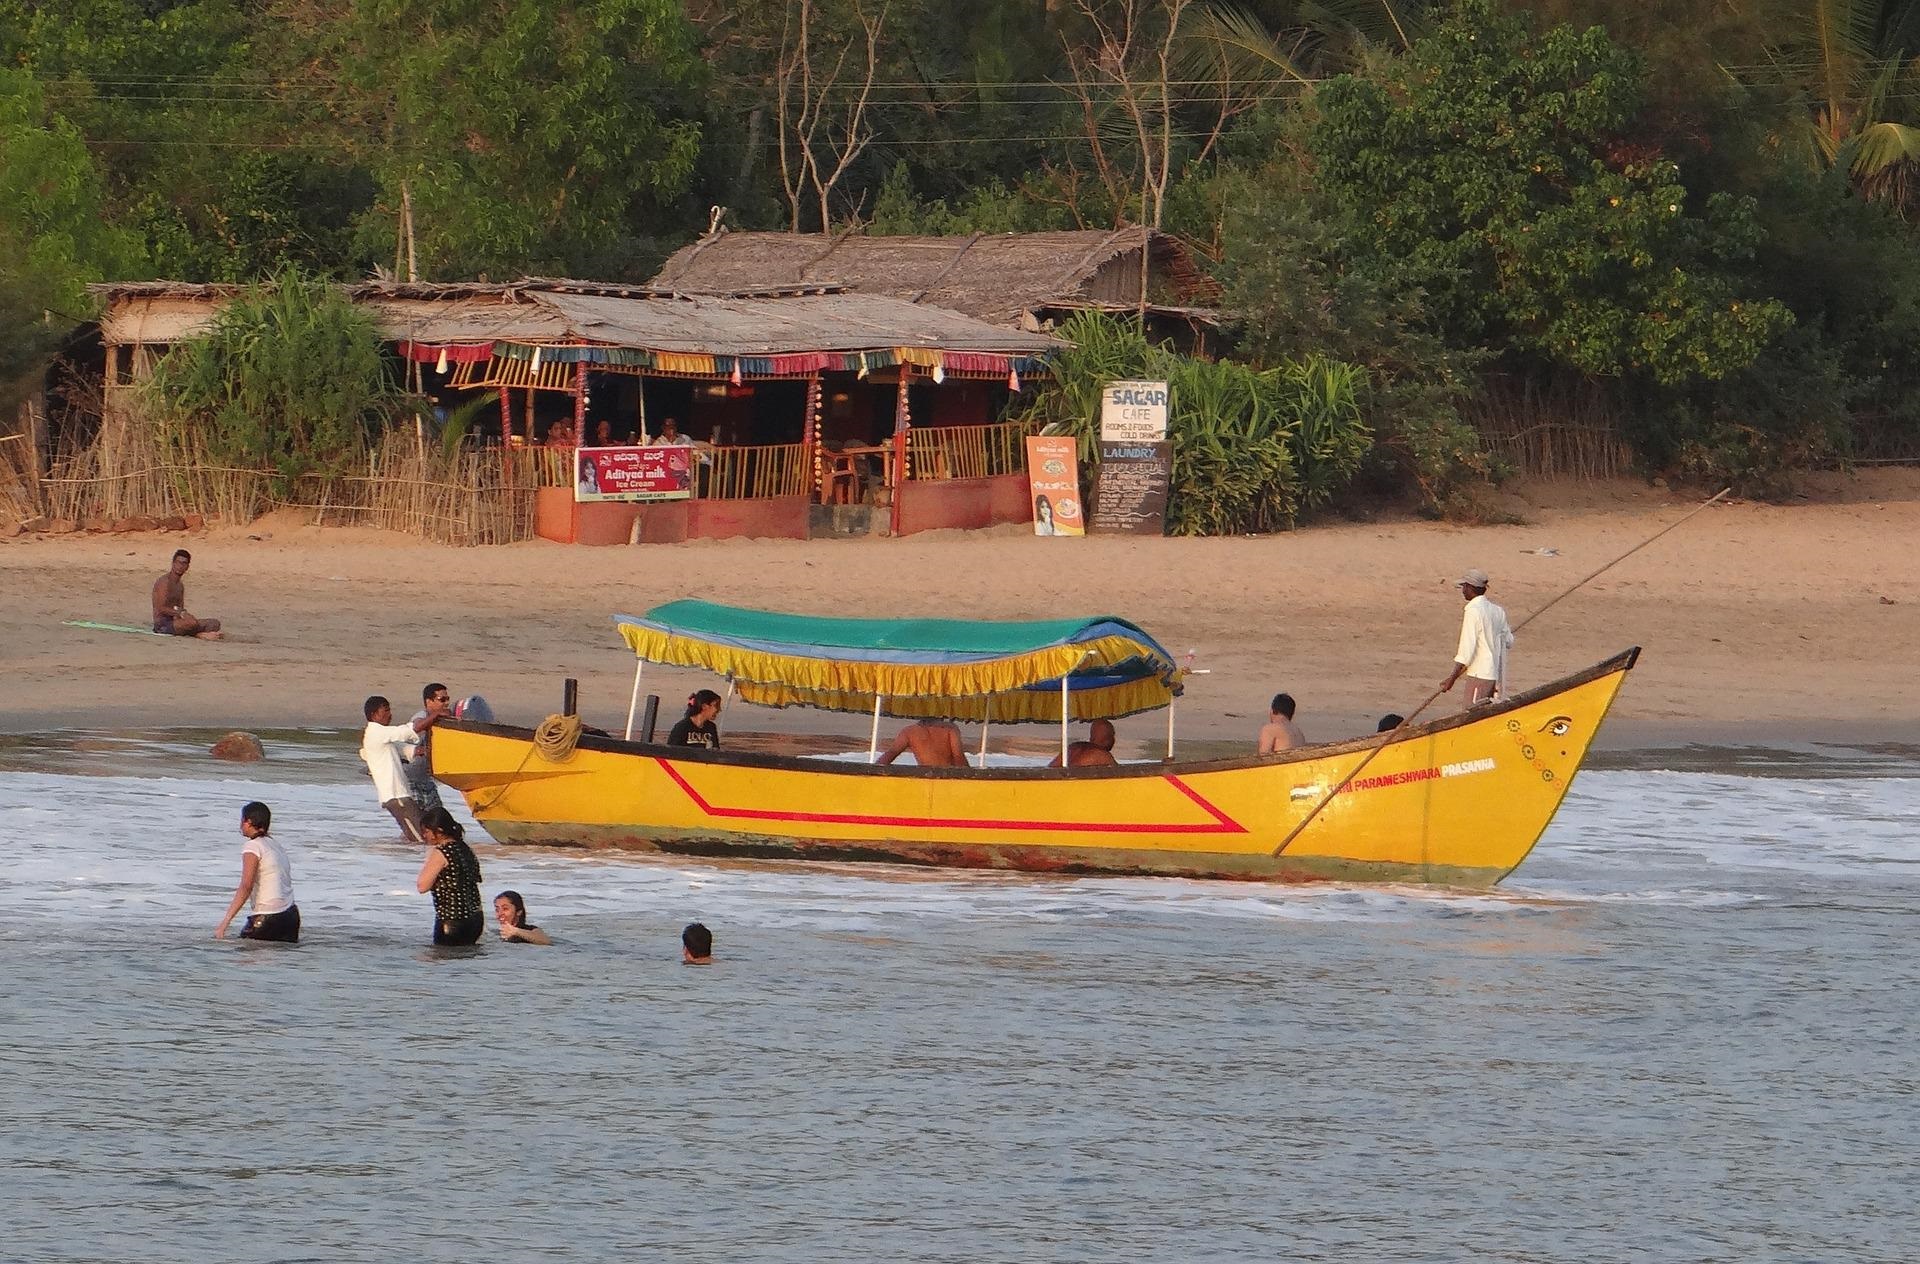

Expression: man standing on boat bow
xmin=1440 ymin=567 xmax=1513 ymax=706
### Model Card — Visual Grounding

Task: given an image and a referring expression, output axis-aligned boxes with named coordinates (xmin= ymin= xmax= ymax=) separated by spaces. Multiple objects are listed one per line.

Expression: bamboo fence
xmin=906 ymin=419 xmax=1029 ymax=482
xmin=1467 ymin=377 xmax=1631 ymax=481
xmin=28 ymin=402 xmax=536 ymax=544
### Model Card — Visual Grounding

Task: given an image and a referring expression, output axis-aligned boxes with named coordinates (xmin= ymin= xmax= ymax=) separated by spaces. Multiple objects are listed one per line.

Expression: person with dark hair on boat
xmin=1377 ymin=713 xmax=1406 ymax=733
xmin=1258 ymin=693 xmax=1305 ymax=753
xmin=216 ymin=801 xmax=298 ymax=942
xmin=417 ymin=807 xmax=484 ymax=946
xmin=668 ymin=690 xmax=723 ymax=749
xmin=876 ymin=718 xmax=966 ymax=767
xmin=405 ymin=683 xmax=453 ymax=814
xmin=683 ymin=922 xmax=713 ymax=963
xmin=1051 ymin=718 xmax=1118 ymax=768
xmin=494 ymin=890 xmax=551 ymax=945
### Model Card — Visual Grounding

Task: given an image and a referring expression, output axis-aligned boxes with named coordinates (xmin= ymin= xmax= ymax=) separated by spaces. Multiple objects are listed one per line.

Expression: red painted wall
xmin=894 ymin=473 xmax=1031 ymax=536
xmin=689 ymin=496 xmax=810 ymax=541
xmin=533 ymin=489 xmax=807 ymax=543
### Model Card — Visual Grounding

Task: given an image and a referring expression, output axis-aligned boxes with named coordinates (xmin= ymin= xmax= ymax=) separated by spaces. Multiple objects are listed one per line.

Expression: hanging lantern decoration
xmin=530 ymin=346 xmax=543 ymax=374
xmin=731 ymin=360 xmax=744 ymax=386
xmin=435 ymin=347 xmax=449 ymax=375
xmin=1008 ymin=366 xmax=1021 ymax=391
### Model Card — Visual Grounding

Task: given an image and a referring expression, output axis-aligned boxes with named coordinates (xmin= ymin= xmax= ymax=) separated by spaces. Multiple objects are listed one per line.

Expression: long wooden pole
xmin=1271 ymin=488 xmax=1732 ymax=858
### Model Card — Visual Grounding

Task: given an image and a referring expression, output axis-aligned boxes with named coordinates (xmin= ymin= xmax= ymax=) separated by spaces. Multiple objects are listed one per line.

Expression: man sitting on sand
xmin=876 ymin=718 xmax=967 ymax=767
xmin=361 ymin=695 xmax=442 ymax=842
xmin=1051 ymin=718 xmax=1118 ymax=768
xmin=1258 ymin=693 xmax=1305 ymax=753
xmin=151 ymin=549 xmax=222 ymax=639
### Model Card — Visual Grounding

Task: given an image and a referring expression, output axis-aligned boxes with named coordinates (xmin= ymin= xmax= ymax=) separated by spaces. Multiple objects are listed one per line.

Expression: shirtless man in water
xmin=876 ymin=718 xmax=967 ymax=767
xmin=152 ymin=549 xmax=223 ymax=639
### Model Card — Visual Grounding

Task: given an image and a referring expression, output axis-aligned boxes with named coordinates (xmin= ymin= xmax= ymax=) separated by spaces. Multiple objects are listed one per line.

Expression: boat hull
xmin=434 ymin=650 xmax=1636 ymax=886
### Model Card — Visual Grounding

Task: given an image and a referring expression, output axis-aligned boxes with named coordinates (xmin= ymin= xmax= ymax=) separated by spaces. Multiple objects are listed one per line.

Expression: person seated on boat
xmin=1258 ymin=694 xmax=1305 ymax=753
xmin=668 ymin=690 xmax=723 ymax=749
xmin=876 ymin=718 xmax=966 ymax=767
xmin=494 ymin=890 xmax=552 ymax=945
xmin=1377 ymin=713 xmax=1406 ymax=733
xmin=1051 ymin=718 xmax=1118 ymax=768
xmin=683 ymin=921 xmax=713 ymax=964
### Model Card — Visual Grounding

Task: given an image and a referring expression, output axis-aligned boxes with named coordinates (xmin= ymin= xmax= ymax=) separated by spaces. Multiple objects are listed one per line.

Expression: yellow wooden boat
xmin=433 ymin=601 xmax=1637 ymax=886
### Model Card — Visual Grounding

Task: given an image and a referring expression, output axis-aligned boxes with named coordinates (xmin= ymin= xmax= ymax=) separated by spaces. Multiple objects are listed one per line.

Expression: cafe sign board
xmin=1092 ymin=439 xmax=1171 ymax=536
xmin=574 ymin=445 xmax=693 ymax=503
xmin=1099 ymin=380 xmax=1170 ymax=443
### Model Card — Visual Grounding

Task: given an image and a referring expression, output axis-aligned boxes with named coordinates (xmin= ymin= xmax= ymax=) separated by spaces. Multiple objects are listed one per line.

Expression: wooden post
xmin=868 ymin=694 xmax=885 ymax=763
xmin=888 ymin=370 xmax=910 ymax=536
xmin=804 ymin=372 xmax=824 ymax=503
xmin=499 ymin=381 xmax=513 ymax=479
xmin=22 ymin=399 xmax=43 ymax=515
xmin=525 ymin=386 xmax=536 ymax=445
xmin=573 ymin=360 xmax=587 ymax=437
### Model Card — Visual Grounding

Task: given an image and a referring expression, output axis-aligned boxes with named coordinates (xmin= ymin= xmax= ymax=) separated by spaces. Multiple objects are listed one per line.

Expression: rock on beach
xmin=210 ymin=732 xmax=265 ymax=762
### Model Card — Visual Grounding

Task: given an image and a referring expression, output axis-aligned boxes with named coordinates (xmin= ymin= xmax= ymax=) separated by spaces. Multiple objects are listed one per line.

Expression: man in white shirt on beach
xmin=362 ymin=694 xmax=442 ymax=841
xmin=1440 ymin=567 xmax=1513 ymax=706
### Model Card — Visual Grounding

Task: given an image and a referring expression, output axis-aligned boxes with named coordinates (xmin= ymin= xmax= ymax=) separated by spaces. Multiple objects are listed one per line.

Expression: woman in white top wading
xmin=215 ymin=801 xmax=299 ymax=942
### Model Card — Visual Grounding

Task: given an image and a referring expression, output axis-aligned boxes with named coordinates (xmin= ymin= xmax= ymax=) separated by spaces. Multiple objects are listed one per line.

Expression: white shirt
xmin=242 ymin=834 xmax=294 ymax=915
xmin=1455 ymin=594 xmax=1514 ymax=692
xmin=361 ymin=720 xmax=421 ymax=803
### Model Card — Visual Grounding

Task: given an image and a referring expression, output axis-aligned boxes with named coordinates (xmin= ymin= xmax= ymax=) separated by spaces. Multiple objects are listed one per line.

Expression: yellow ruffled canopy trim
xmin=619 ymin=624 xmax=1180 ymax=722
xmin=735 ymin=678 xmax=1173 ymax=723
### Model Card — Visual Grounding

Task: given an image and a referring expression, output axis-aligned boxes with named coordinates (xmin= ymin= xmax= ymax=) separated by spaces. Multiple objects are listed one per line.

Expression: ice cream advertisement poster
xmin=1024 ymin=435 xmax=1085 ymax=536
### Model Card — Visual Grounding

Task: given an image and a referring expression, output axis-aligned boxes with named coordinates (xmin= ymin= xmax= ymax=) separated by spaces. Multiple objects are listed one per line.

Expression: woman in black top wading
xmin=417 ymin=807 xmax=484 ymax=945
xmin=667 ymin=689 xmax=722 ymax=749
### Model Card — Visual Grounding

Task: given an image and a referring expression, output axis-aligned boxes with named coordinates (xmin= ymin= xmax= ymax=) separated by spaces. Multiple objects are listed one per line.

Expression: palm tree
xmin=1760 ymin=0 xmax=1920 ymax=207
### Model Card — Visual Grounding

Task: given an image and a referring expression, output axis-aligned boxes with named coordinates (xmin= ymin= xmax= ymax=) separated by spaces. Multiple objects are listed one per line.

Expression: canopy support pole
xmin=868 ymin=694 xmax=884 ymax=762
xmin=1166 ymin=694 xmax=1176 ymax=760
xmin=1060 ymin=676 xmax=1071 ymax=765
xmin=1060 ymin=649 xmax=1093 ymax=766
xmin=623 ymin=660 xmax=645 ymax=740
xmin=978 ymin=716 xmax=990 ymax=768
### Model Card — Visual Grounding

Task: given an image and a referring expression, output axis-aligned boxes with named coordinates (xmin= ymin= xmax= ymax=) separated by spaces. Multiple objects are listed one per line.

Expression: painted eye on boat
xmin=1539 ymin=716 xmax=1572 ymax=737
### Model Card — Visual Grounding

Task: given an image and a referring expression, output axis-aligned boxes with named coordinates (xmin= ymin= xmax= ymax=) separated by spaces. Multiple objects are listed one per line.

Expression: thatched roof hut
xmin=91 ymin=278 xmax=1057 ymax=359
xmin=652 ymin=228 xmax=1221 ymax=332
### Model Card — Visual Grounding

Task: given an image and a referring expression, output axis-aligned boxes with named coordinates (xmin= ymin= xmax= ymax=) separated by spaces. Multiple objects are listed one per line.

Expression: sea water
xmin=0 ymin=731 xmax=1915 ymax=1263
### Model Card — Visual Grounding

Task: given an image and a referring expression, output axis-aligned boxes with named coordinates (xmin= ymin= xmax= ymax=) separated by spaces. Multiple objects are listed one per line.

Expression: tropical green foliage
xmin=1311 ymin=1 xmax=1792 ymax=385
xmin=1021 ymin=314 xmax=1368 ymax=535
xmin=20 ymin=0 xmax=1920 ymax=507
xmin=0 ymin=69 xmax=143 ymax=398
xmin=145 ymin=270 xmax=400 ymax=490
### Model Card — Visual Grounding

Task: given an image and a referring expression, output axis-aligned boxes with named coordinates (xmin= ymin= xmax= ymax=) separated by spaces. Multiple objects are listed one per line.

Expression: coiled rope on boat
xmin=533 ymin=713 xmax=584 ymax=763
xmin=474 ymin=714 xmax=584 ymax=812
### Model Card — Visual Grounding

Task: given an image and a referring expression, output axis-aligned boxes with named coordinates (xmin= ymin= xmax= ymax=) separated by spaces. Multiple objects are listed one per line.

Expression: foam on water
xmin=4 ymin=733 xmax=1918 ymax=1262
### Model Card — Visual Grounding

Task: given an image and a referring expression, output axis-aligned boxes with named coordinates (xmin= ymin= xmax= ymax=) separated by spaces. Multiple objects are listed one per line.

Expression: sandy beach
xmin=2 ymin=473 xmax=1914 ymax=750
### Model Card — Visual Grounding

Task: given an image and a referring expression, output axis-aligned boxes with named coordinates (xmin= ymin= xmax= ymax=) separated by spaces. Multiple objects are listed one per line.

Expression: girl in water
xmin=215 ymin=800 xmax=299 ymax=942
xmin=668 ymin=689 xmax=722 ymax=748
xmin=416 ymin=807 xmax=484 ymax=946
xmin=494 ymin=890 xmax=552 ymax=945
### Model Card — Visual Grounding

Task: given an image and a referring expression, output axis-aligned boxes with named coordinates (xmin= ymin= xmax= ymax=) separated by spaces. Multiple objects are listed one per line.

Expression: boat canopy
xmin=613 ymin=600 xmax=1184 ymax=723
